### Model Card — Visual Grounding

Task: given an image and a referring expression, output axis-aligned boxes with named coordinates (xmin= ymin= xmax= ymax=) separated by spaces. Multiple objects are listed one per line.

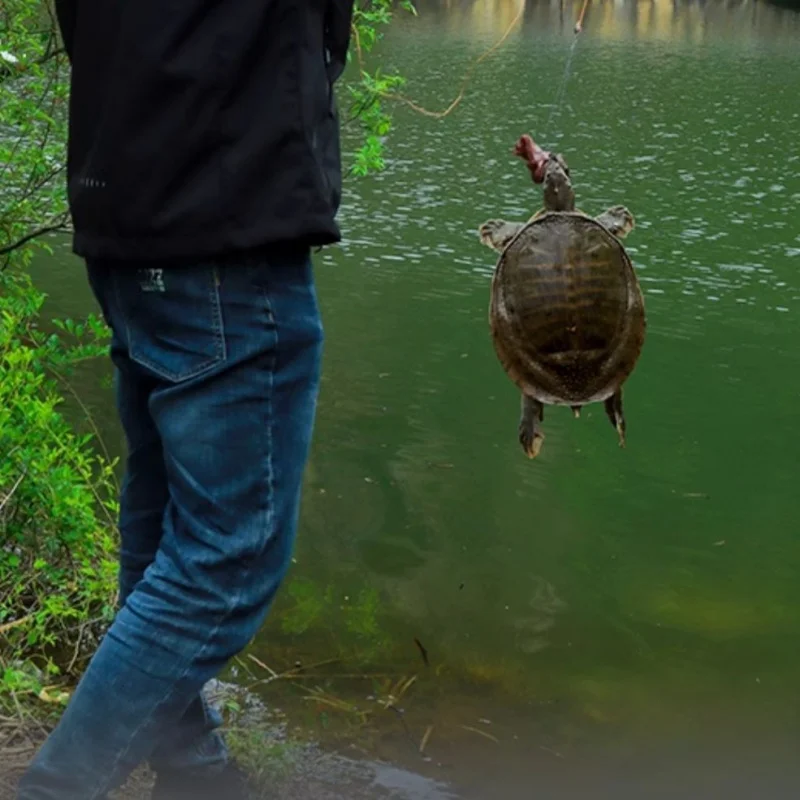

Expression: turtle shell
xmin=489 ymin=211 xmax=646 ymax=406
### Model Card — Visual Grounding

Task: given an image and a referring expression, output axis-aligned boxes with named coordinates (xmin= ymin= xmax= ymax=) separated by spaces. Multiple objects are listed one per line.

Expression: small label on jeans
xmin=138 ymin=268 xmax=165 ymax=293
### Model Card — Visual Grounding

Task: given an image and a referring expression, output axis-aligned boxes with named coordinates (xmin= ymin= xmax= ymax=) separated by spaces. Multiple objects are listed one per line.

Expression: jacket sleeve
xmin=324 ymin=0 xmax=355 ymax=83
xmin=54 ymin=0 xmax=77 ymax=62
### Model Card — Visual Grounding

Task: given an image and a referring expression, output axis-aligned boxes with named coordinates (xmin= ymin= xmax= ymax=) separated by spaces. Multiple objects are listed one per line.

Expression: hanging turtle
xmin=479 ymin=134 xmax=646 ymax=459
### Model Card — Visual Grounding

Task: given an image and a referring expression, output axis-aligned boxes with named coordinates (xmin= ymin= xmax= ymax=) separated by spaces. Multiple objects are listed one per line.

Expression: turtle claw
xmin=604 ymin=391 xmax=627 ymax=450
xmin=479 ymin=219 xmax=525 ymax=252
xmin=479 ymin=220 xmax=503 ymax=249
xmin=521 ymin=431 xmax=545 ymax=459
xmin=597 ymin=205 xmax=635 ymax=239
xmin=519 ymin=395 xmax=545 ymax=459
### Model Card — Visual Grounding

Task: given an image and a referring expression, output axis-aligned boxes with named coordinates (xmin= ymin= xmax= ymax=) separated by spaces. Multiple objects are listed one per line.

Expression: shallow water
xmin=29 ymin=0 xmax=800 ymax=796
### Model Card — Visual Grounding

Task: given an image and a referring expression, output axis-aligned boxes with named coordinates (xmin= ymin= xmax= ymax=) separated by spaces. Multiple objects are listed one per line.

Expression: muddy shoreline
xmin=0 ymin=737 xmax=458 ymax=800
xmin=0 ymin=680 xmax=460 ymax=800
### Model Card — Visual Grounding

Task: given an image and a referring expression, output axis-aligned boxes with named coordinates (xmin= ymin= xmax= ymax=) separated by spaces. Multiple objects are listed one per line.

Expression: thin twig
xmin=0 ymin=215 xmax=72 ymax=259
xmin=352 ymin=22 xmax=364 ymax=72
xmin=249 ymin=671 xmax=397 ymax=683
xmin=380 ymin=674 xmax=417 ymax=708
xmin=419 ymin=724 xmax=434 ymax=754
xmin=65 ymin=617 xmax=91 ymax=674
xmin=0 ymin=470 xmax=26 ymax=514
xmin=245 ymin=656 xmax=340 ymax=689
xmin=8 ymin=690 xmax=29 ymax=731
xmin=0 ymin=614 xmax=34 ymax=635
xmin=46 ymin=368 xmax=120 ymax=497
xmin=460 ymin=724 xmax=500 ymax=743
xmin=540 ymin=745 xmax=565 ymax=759
xmin=385 ymin=704 xmax=419 ymax=753
xmin=246 ymin=654 xmax=278 ymax=677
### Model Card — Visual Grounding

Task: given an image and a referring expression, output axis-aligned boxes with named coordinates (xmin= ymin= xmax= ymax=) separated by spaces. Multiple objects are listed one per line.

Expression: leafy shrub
xmin=0 ymin=267 xmax=117 ymax=710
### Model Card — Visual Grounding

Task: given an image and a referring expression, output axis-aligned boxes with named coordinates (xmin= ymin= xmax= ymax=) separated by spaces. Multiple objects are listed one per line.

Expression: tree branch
xmin=0 ymin=213 xmax=72 ymax=260
xmin=0 ymin=34 xmax=68 ymax=86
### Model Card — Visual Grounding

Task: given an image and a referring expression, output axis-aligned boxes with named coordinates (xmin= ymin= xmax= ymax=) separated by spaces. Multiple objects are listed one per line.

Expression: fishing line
xmin=544 ymin=0 xmax=591 ymax=141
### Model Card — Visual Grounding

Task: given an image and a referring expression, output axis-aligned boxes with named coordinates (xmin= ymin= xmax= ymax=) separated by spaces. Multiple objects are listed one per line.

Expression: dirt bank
xmin=0 ymin=679 xmax=459 ymax=800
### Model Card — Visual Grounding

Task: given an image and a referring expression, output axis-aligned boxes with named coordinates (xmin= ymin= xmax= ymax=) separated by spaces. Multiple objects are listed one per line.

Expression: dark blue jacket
xmin=55 ymin=0 xmax=354 ymax=260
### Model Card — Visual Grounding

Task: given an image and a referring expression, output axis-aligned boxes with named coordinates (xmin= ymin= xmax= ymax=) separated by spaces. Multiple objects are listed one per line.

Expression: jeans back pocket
xmin=112 ymin=265 xmax=226 ymax=383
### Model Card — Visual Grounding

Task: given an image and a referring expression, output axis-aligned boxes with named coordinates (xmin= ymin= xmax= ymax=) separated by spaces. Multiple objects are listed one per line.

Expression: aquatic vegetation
xmin=280 ymin=578 xmax=334 ymax=636
xmin=645 ymin=589 xmax=794 ymax=637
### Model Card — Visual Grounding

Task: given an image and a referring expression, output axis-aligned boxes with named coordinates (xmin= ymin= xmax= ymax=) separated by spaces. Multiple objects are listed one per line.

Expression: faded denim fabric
xmin=17 ymin=247 xmax=323 ymax=799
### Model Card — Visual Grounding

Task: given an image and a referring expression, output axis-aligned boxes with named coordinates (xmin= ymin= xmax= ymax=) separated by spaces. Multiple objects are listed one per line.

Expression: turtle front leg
xmin=604 ymin=389 xmax=626 ymax=448
xmin=519 ymin=395 xmax=545 ymax=458
xmin=595 ymin=205 xmax=635 ymax=239
xmin=479 ymin=219 xmax=525 ymax=252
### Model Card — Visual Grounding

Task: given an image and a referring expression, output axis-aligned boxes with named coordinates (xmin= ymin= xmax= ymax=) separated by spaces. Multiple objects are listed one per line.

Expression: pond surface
xmin=29 ymin=1 xmax=800 ymax=796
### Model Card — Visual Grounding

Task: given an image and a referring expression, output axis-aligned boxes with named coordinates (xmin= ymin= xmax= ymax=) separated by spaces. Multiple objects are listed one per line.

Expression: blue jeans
xmin=18 ymin=247 xmax=323 ymax=799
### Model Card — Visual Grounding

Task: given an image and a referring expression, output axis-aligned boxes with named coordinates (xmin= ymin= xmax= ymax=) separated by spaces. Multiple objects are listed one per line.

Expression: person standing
xmin=17 ymin=1 xmax=355 ymax=798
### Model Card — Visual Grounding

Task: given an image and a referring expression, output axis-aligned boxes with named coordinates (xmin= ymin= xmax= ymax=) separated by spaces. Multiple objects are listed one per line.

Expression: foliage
xmin=0 ymin=269 xmax=118 ymax=712
xmin=0 ymin=0 xmax=72 ymax=264
xmin=0 ymin=0 xmax=118 ymax=716
xmin=348 ymin=1 xmax=418 ymax=175
xmin=281 ymin=578 xmax=382 ymax=640
xmin=281 ymin=578 xmax=335 ymax=636
xmin=277 ymin=576 xmax=392 ymax=668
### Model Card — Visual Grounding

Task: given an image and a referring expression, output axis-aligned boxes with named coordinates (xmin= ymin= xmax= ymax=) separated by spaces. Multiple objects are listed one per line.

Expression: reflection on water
xmin=27 ymin=1 xmax=800 ymax=795
xmin=411 ymin=0 xmax=800 ymax=42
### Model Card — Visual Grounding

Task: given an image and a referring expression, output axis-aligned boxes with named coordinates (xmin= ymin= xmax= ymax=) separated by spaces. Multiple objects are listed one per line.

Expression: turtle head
xmin=542 ymin=153 xmax=575 ymax=212
xmin=512 ymin=134 xmax=575 ymax=210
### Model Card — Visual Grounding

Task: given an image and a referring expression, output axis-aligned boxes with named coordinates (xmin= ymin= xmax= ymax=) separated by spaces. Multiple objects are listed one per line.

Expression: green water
xmin=29 ymin=1 xmax=800 ymax=795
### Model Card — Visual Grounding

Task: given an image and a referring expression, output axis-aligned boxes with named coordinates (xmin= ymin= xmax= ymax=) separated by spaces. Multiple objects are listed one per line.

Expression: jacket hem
xmin=72 ymin=224 xmax=342 ymax=263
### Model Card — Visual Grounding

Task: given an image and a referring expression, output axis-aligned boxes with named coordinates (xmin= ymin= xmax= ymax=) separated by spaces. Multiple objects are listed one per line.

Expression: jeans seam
xmin=259 ymin=282 xmax=277 ymax=549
